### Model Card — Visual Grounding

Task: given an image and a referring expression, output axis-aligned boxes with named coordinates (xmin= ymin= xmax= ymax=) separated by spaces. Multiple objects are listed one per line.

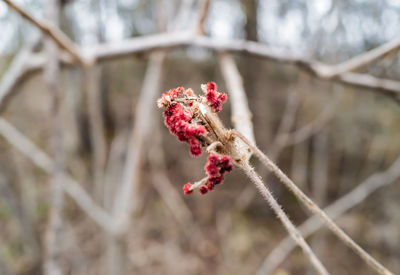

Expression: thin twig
xmin=257 ymin=155 xmax=400 ymax=275
xmin=0 ymin=31 xmax=41 ymax=113
xmin=240 ymin=161 xmax=329 ymax=275
xmin=0 ymin=118 xmax=116 ymax=235
xmin=233 ymin=130 xmax=394 ymax=275
xmin=2 ymin=0 xmax=91 ymax=66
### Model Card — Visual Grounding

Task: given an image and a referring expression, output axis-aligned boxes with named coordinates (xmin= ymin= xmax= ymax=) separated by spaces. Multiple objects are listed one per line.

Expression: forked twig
xmin=232 ymin=130 xmax=393 ymax=275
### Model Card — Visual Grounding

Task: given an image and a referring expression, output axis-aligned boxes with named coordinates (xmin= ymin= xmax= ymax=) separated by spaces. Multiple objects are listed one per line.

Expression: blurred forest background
xmin=0 ymin=0 xmax=400 ymax=274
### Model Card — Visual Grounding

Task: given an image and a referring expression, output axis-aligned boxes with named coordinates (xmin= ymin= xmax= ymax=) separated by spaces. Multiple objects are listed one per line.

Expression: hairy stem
xmin=233 ymin=130 xmax=393 ymax=275
xmin=240 ymin=161 xmax=329 ymax=275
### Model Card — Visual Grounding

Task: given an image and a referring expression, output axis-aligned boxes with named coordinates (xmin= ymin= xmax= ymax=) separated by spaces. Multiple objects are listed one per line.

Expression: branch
xmin=2 ymin=0 xmax=91 ymax=66
xmin=19 ymin=33 xmax=400 ymax=102
xmin=0 ymin=32 xmax=41 ymax=113
xmin=0 ymin=118 xmax=116 ymax=235
xmin=233 ymin=130 xmax=393 ymax=275
xmin=112 ymin=52 xmax=166 ymax=235
xmin=321 ymin=38 xmax=400 ymax=78
xmin=219 ymin=53 xmax=255 ymax=145
xmin=240 ymin=161 xmax=329 ymax=275
xmin=256 ymin=155 xmax=400 ymax=275
xmin=77 ymin=33 xmax=400 ymax=101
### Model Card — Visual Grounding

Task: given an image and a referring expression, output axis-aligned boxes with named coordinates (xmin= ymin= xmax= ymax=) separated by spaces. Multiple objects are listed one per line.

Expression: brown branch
xmin=256 ymin=155 xmax=400 ymax=275
xmin=17 ymin=33 xmax=400 ymax=103
xmin=233 ymin=130 xmax=394 ymax=275
xmin=0 ymin=118 xmax=116 ymax=235
xmin=240 ymin=161 xmax=329 ymax=275
xmin=2 ymin=0 xmax=91 ymax=66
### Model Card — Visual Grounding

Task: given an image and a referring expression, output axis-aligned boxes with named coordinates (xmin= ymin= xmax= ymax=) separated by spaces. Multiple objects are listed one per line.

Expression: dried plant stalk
xmin=232 ymin=130 xmax=393 ymax=275
xmin=257 ymin=155 xmax=400 ymax=274
xmin=241 ymin=161 xmax=329 ymax=275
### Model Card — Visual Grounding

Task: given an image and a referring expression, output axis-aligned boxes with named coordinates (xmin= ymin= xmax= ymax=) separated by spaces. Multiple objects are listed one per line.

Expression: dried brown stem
xmin=233 ymin=130 xmax=393 ymax=275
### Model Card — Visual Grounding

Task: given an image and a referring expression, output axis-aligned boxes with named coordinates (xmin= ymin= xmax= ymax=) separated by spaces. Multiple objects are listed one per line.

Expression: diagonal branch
xmin=2 ymin=0 xmax=91 ymax=66
xmin=0 ymin=118 xmax=116 ymax=235
xmin=256 ymin=155 xmax=400 ymax=275
xmin=0 ymin=32 xmax=41 ymax=113
xmin=321 ymin=38 xmax=400 ymax=78
xmin=240 ymin=161 xmax=329 ymax=275
xmin=233 ymin=130 xmax=393 ymax=275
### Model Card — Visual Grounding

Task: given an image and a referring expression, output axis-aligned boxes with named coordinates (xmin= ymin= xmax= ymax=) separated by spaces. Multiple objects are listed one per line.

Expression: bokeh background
xmin=0 ymin=0 xmax=400 ymax=274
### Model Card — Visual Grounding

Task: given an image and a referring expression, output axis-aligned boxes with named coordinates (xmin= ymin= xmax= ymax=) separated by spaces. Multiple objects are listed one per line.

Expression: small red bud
xmin=199 ymin=186 xmax=209 ymax=195
xmin=183 ymin=183 xmax=193 ymax=194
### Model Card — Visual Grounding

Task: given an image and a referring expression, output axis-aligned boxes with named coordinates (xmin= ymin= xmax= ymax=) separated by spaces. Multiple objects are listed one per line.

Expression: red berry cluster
xmin=205 ymin=82 xmax=227 ymax=113
xmin=183 ymin=154 xmax=233 ymax=195
xmin=163 ymin=101 xmax=206 ymax=157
